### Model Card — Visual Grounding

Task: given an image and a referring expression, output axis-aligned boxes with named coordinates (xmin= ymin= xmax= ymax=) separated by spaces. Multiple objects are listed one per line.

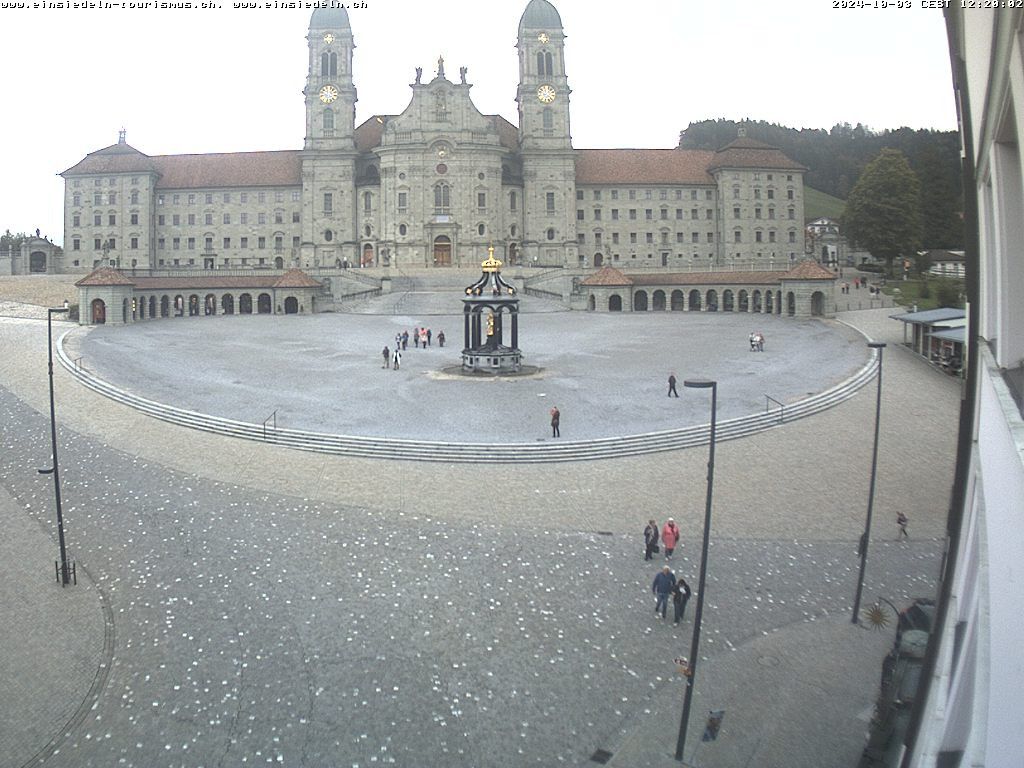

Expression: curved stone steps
xmin=57 ymin=330 xmax=878 ymax=463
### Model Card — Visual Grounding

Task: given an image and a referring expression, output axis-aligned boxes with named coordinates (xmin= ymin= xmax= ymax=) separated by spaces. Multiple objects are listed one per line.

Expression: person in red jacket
xmin=662 ymin=518 xmax=680 ymax=559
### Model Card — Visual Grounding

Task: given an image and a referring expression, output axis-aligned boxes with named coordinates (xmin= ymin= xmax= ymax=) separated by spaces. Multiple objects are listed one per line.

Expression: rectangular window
xmin=707 ymin=232 xmax=714 ymax=243
xmin=755 ymin=208 xmax=762 ymax=219
xmin=205 ymin=237 xmax=213 ymax=250
xmin=205 ymin=213 xmax=213 ymax=225
xmin=733 ymin=207 xmax=740 ymax=219
xmin=275 ymin=211 xmax=283 ymax=224
xmin=756 ymin=231 xmax=763 ymax=242
xmin=611 ymin=190 xmax=619 ymax=200
xmin=109 ymin=214 xmax=116 ymax=225
xmin=223 ymin=237 xmax=231 ymax=249
xmin=223 ymin=213 xmax=231 ymax=225
xmin=258 ymin=212 xmax=267 ymax=225
xmin=172 ymin=194 xmax=180 ymax=205
xmin=593 ymin=190 xmax=601 ymax=201
xmin=767 ymin=189 xmax=774 ymax=200
xmin=157 ymin=214 xmax=165 ymax=225
xmin=768 ymin=209 xmax=775 ymax=219
xmin=546 ymin=192 xmax=555 ymax=213
xmin=157 ymin=238 xmax=165 ymax=250
xmin=293 ymin=211 xmax=300 ymax=223
xmin=509 ymin=192 xmax=517 ymax=211
xmin=676 ymin=233 xmax=684 ymax=243
xmin=239 ymin=213 xmax=247 ymax=225
xmin=612 ymin=232 xmax=619 ymax=244
xmin=646 ymin=233 xmax=654 ymax=244
xmin=292 ymin=190 xmax=300 ymax=201
xmin=398 ymin=191 xmax=408 ymax=210
xmin=172 ymin=214 xmax=180 ymax=225
xmin=205 ymin=193 xmax=213 ymax=204
xmin=593 ymin=209 xmax=602 ymax=221
xmin=258 ymin=236 xmax=266 ymax=249
xmin=660 ymin=190 xmax=667 ymax=200
xmin=130 ymin=237 xmax=138 ymax=249
xmin=94 ymin=214 xmax=101 ymax=226
xmin=223 ymin=192 xmax=231 ymax=203
xmin=691 ymin=190 xmax=698 ymax=200
xmin=577 ymin=209 xmax=584 ymax=221
xmin=692 ymin=232 xmax=699 ymax=243
xmin=754 ymin=189 xmax=761 ymax=199
xmin=630 ymin=233 xmax=637 ymax=244
xmin=130 ymin=191 xmax=139 ymax=205
xmin=324 ymin=193 xmax=333 ymax=214
xmin=676 ymin=209 xmax=683 ymax=220
xmin=275 ymin=235 xmax=283 ymax=251
xmin=240 ymin=192 xmax=248 ymax=203
xmin=258 ymin=192 xmax=266 ymax=203
xmin=108 ymin=192 xmax=117 ymax=205
xmin=93 ymin=193 xmax=102 ymax=205
xmin=733 ymin=187 xmax=740 ymax=199
xmin=645 ymin=190 xmax=652 ymax=199
xmin=73 ymin=239 xmax=80 ymax=251
xmin=628 ymin=190 xmax=636 ymax=200
xmin=788 ymin=189 xmax=795 ymax=200
xmin=172 ymin=237 xmax=180 ymax=250
xmin=645 ymin=209 xmax=653 ymax=220
xmin=240 ymin=237 xmax=248 ymax=248
xmin=734 ymin=231 xmax=741 ymax=243
xmin=629 ymin=209 xmax=637 ymax=220
xmin=706 ymin=209 xmax=713 ymax=220
xmin=660 ymin=209 xmax=668 ymax=220
xmin=576 ymin=190 xmax=584 ymax=201
xmin=275 ymin=192 xmax=284 ymax=203
xmin=478 ymin=192 xmax=487 ymax=209
xmin=577 ymin=233 xmax=585 ymax=244
xmin=769 ymin=231 xmax=776 ymax=243
xmin=157 ymin=194 xmax=165 ymax=205
xmin=789 ymin=231 xmax=796 ymax=243
xmin=73 ymin=214 xmax=80 ymax=227
xmin=188 ymin=193 xmax=196 ymax=205
xmin=611 ymin=209 xmax=619 ymax=220
xmin=107 ymin=237 xmax=115 ymax=249
xmin=706 ymin=190 xmax=713 ymax=200
xmin=788 ymin=209 xmax=795 ymax=220
xmin=293 ymin=236 xmax=300 ymax=247
xmin=594 ymin=233 xmax=602 ymax=245
xmin=188 ymin=237 xmax=195 ymax=250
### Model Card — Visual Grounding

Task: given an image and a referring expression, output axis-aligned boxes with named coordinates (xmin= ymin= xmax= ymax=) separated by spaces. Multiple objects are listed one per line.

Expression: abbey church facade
xmin=61 ymin=0 xmax=807 ymax=274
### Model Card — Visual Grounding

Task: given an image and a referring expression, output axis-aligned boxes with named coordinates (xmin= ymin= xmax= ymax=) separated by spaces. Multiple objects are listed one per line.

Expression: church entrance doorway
xmin=361 ymin=244 xmax=375 ymax=267
xmin=30 ymin=252 xmax=47 ymax=272
xmin=433 ymin=236 xmax=452 ymax=267
xmin=284 ymin=297 xmax=298 ymax=314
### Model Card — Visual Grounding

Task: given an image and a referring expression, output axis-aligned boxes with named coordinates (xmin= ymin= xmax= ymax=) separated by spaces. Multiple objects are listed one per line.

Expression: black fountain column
xmin=461 ymin=247 xmax=522 ymax=374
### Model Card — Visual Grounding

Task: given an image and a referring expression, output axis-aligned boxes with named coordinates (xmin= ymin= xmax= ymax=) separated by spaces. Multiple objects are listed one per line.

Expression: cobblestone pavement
xmin=0 ymin=307 xmax=960 ymax=767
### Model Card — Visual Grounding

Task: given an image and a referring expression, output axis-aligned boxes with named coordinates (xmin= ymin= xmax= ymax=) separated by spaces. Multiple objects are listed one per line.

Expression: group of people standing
xmin=381 ymin=327 xmax=446 ymax=371
xmin=748 ymin=331 xmax=766 ymax=352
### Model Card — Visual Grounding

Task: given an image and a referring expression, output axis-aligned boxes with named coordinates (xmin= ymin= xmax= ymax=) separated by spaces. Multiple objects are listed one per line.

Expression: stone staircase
xmin=57 ymin=330 xmax=879 ymax=464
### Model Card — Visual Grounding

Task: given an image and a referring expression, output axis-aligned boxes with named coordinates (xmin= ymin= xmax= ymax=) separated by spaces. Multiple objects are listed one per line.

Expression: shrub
xmin=935 ymin=281 xmax=962 ymax=308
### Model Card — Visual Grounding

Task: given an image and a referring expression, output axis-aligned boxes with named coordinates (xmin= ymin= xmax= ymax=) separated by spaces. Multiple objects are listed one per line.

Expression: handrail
xmin=765 ymin=394 xmax=785 ymax=423
xmin=262 ymin=409 xmax=277 ymax=441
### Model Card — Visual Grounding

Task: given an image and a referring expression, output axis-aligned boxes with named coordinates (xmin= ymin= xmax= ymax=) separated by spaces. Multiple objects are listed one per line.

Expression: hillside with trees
xmin=678 ymin=119 xmax=963 ymax=249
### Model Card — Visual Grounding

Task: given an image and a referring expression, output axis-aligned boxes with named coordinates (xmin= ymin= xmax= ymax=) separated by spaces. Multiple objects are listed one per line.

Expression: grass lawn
xmin=882 ymin=277 xmax=965 ymax=311
xmin=804 ymin=187 xmax=846 ymax=221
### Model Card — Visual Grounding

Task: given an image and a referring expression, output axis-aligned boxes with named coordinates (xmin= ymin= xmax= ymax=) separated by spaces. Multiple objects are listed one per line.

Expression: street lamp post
xmin=675 ymin=378 xmax=718 ymax=763
xmin=41 ymin=301 xmax=73 ymax=586
xmin=852 ymin=342 xmax=886 ymax=623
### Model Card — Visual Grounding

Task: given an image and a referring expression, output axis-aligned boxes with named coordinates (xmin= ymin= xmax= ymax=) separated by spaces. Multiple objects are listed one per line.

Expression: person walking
xmin=549 ymin=406 xmax=560 ymax=438
xmin=382 ymin=345 xmax=390 ymax=369
xmin=438 ymin=331 xmax=445 ymax=348
xmin=652 ymin=565 xmax=676 ymax=620
xmin=643 ymin=519 xmax=660 ymax=561
xmin=662 ymin=518 xmax=680 ymax=559
xmin=393 ymin=348 xmax=402 ymax=371
xmin=668 ymin=373 xmax=679 ymax=397
xmin=897 ymin=511 xmax=909 ymax=540
xmin=672 ymin=576 xmax=692 ymax=625
xmin=414 ymin=329 xmax=420 ymax=348
xmin=401 ymin=330 xmax=409 ymax=350
xmin=427 ymin=328 xmax=432 ymax=346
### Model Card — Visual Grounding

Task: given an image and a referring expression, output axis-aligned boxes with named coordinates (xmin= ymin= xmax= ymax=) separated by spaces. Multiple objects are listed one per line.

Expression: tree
xmin=916 ymin=144 xmax=964 ymax=248
xmin=1 ymin=229 xmax=29 ymax=254
xmin=842 ymin=149 xmax=922 ymax=276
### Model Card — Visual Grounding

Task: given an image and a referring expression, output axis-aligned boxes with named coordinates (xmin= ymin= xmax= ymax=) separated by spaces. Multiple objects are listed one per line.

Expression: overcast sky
xmin=1 ymin=0 xmax=958 ymax=247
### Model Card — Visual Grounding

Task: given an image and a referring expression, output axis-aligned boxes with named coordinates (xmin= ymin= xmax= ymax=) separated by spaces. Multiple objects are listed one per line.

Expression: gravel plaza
xmin=68 ymin=293 xmax=869 ymax=443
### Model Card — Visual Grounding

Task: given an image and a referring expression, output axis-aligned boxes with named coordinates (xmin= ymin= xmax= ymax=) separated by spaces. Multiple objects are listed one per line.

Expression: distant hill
xmin=803 ymin=187 xmax=845 ymax=222
xmin=680 ymin=119 xmax=963 ymax=248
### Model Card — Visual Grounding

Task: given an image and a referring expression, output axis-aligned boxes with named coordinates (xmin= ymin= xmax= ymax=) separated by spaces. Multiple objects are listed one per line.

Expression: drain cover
xmin=590 ymin=748 xmax=614 ymax=764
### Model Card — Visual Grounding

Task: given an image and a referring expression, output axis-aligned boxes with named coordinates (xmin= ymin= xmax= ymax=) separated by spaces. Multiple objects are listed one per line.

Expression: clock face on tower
xmin=323 ymin=33 xmax=335 ymax=44
xmin=318 ymin=85 xmax=339 ymax=104
xmin=537 ymin=32 xmax=549 ymax=43
xmin=537 ymin=84 xmax=556 ymax=104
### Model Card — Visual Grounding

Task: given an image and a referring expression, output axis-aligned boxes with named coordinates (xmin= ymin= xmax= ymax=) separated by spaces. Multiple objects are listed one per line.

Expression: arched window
xmin=478 ymin=223 xmax=485 ymax=236
xmin=433 ymin=184 xmax=450 ymax=213
xmin=399 ymin=224 xmax=407 ymax=236
xmin=536 ymin=51 xmax=545 ymax=74
xmin=509 ymin=191 xmax=517 ymax=211
xmin=364 ymin=191 xmax=372 ymax=213
xmin=324 ymin=229 xmax=333 ymax=242
xmin=321 ymin=52 xmax=329 ymax=76
xmin=323 ymin=108 xmax=334 ymax=135
xmin=545 ymin=52 xmax=553 ymax=75
xmin=542 ymin=108 xmax=554 ymax=132
xmin=329 ymin=52 xmax=338 ymax=76
xmin=546 ymin=228 xmax=555 ymax=241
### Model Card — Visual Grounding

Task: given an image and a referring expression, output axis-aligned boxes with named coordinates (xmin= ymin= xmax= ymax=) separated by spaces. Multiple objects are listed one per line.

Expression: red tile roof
xmin=581 ymin=266 xmax=632 ymax=286
xmin=152 ymin=151 xmax=302 ymax=189
xmin=61 ymin=143 xmax=159 ymax=177
xmin=575 ymin=149 xmax=716 ymax=185
xmin=273 ymin=268 xmax=322 ymax=288
xmin=707 ymin=137 xmax=807 ymax=173
xmin=75 ymin=267 xmax=136 ymax=286
xmin=782 ymin=260 xmax=837 ymax=280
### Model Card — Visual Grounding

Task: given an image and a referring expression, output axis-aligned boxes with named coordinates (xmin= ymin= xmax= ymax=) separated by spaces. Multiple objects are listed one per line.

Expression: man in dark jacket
xmin=643 ymin=520 xmax=659 ymax=561
xmin=672 ymin=577 xmax=692 ymax=625
xmin=652 ymin=566 xmax=676 ymax=619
